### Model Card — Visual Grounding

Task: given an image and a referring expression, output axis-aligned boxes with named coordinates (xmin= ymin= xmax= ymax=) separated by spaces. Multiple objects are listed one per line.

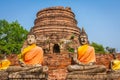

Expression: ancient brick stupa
xmin=24 ymin=6 xmax=81 ymax=80
xmin=29 ymin=6 xmax=81 ymax=54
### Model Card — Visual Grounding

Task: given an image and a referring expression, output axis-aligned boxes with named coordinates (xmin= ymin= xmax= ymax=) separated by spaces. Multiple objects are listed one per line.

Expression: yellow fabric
xmin=112 ymin=59 xmax=120 ymax=70
xmin=18 ymin=44 xmax=36 ymax=61
xmin=77 ymin=44 xmax=96 ymax=64
xmin=0 ymin=59 xmax=11 ymax=70
xmin=78 ymin=44 xmax=89 ymax=58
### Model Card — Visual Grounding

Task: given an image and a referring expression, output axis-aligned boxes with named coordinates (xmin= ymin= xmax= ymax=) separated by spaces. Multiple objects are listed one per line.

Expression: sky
xmin=0 ymin=0 xmax=120 ymax=52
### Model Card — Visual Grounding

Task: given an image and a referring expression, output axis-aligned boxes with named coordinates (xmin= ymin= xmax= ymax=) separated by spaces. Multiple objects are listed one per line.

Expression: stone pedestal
xmin=66 ymin=65 xmax=107 ymax=80
xmin=66 ymin=73 xmax=107 ymax=80
xmin=0 ymin=66 xmax=48 ymax=80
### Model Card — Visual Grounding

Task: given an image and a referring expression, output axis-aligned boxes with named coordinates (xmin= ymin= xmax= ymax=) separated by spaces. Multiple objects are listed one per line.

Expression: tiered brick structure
xmin=30 ymin=6 xmax=81 ymax=54
xmin=26 ymin=6 xmax=81 ymax=80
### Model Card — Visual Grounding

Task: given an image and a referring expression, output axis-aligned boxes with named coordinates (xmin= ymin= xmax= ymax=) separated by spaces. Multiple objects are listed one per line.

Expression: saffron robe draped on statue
xmin=0 ymin=59 xmax=11 ymax=70
xmin=112 ymin=59 xmax=120 ymax=70
xmin=18 ymin=44 xmax=43 ymax=65
xmin=77 ymin=45 xmax=96 ymax=64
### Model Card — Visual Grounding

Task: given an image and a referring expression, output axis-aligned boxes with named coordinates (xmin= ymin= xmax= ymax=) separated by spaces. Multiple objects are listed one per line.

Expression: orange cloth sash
xmin=18 ymin=44 xmax=36 ymax=61
xmin=77 ymin=45 xmax=96 ymax=64
xmin=24 ymin=46 xmax=43 ymax=65
xmin=18 ymin=44 xmax=43 ymax=65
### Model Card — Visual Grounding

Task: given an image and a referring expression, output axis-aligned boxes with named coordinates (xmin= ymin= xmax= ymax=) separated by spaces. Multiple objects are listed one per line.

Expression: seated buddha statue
xmin=0 ymin=33 xmax=48 ymax=79
xmin=110 ymin=53 xmax=120 ymax=71
xmin=8 ymin=33 xmax=47 ymax=78
xmin=67 ymin=28 xmax=106 ymax=73
xmin=18 ymin=33 xmax=43 ymax=67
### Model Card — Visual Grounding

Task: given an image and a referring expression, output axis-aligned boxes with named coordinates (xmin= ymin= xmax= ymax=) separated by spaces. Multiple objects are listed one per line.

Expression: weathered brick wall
xmin=32 ymin=6 xmax=80 ymax=38
xmin=43 ymin=51 xmax=71 ymax=80
xmin=48 ymin=69 xmax=67 ymax=80
xmin=96 ymin=54 xmax=120 ymax=69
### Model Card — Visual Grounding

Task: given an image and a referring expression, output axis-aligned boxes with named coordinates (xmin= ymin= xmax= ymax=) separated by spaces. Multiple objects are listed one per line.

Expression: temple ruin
xmin=29 ymin=6 xmax=81 ymax=54
xmin=1 ymin=6 xmax=120 ymax=80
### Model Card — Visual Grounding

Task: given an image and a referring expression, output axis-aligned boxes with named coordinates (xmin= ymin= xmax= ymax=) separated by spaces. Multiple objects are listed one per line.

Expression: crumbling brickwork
xmin=29 ymin=6 xmax=81 ymax=54
xmin=43 ymin=51 xmax=71 ymax=80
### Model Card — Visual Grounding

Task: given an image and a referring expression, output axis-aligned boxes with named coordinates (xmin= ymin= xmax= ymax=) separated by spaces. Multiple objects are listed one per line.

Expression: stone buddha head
xmin=27 ymin=33 xmax=36 ymax=45
xmin=79 ymin=28 xmax=89 ymax=45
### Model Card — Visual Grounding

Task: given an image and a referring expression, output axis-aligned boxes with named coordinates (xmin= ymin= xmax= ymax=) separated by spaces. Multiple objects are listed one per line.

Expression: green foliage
xmin=106 ymin=46 xmax=116 ymax=53
xmin=0 ymin=20 xmax=28 ymax=54
xmin=68 ymin=47 xmax=74 ymax=53
xmin=70 ymin=34 xmax=75 ymax=40
xmin=91 ymin=42 xmax=105 ymax=54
